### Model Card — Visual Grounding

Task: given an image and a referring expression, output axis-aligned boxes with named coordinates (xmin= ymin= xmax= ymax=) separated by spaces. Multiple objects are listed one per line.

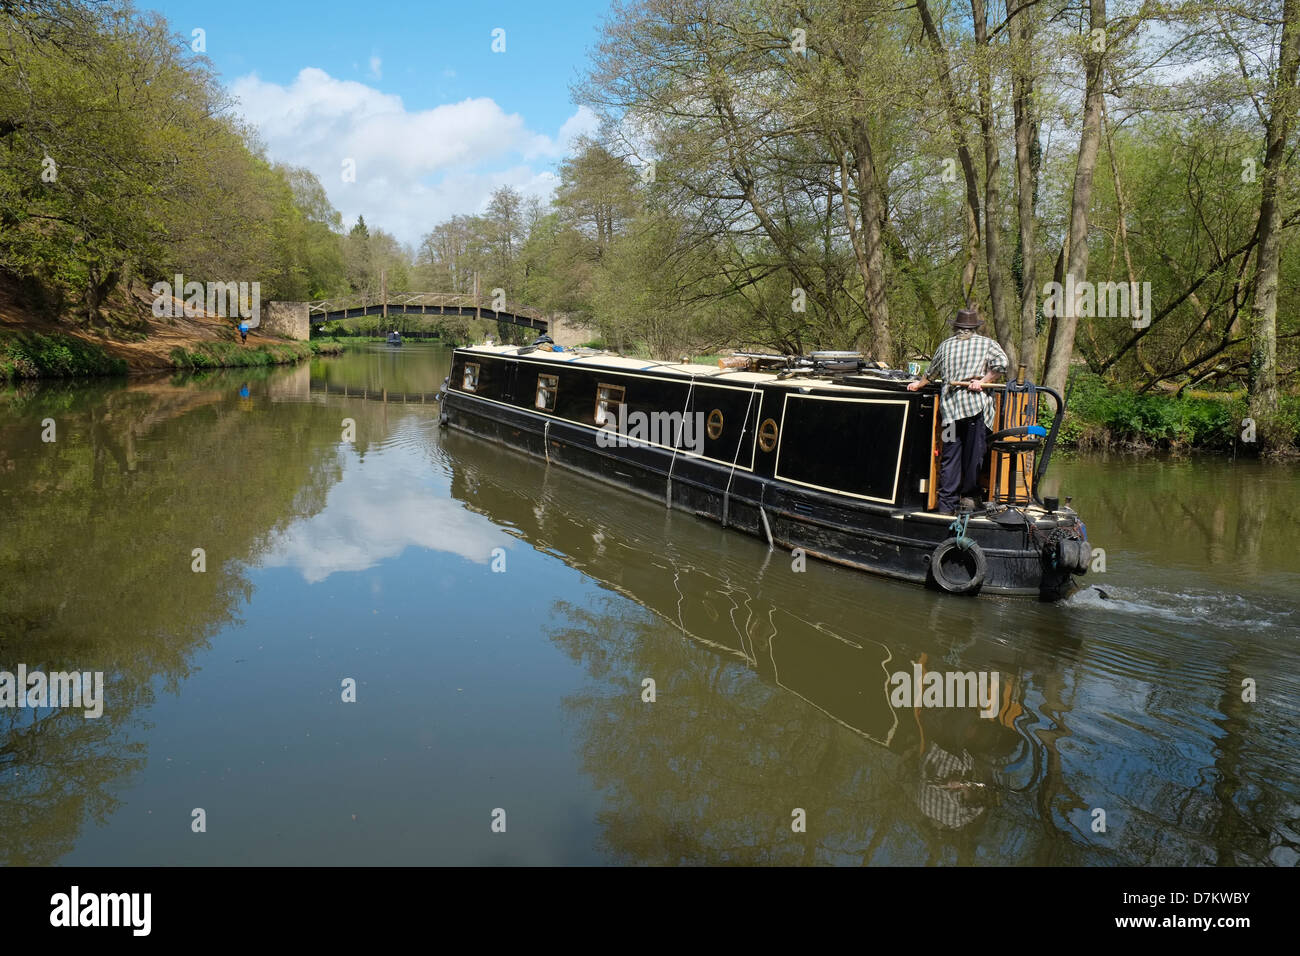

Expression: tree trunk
xmin=973 ymin=0 xmax=1016 ymax=367
xmin=1009 ymin=0 xmax=1041 ymax=379
xmin=916 ymin=0 xmax=982 ymax=301
xmin=1044 ymin=0 xmax=1106 ymax=396
xmin=1250 ymin=0 xmax=1300 ymax=445
xmin=840 ymin=119 xmax=893 ymax=362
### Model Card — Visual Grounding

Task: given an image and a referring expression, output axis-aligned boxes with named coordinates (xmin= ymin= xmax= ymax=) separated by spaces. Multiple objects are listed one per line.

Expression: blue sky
xmin=145 ymin=0 xmax=615 ymax=245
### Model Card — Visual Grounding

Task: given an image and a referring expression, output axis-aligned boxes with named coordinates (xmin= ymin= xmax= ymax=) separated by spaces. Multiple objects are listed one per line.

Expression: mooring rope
xmin=666 ymin=375 xmax=697 ymax=507
xmin=721 ymin=384 xmax=760 ymax=527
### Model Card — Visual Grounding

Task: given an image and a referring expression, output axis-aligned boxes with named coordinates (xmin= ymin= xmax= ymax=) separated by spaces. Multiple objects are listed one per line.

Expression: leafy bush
xmin=1059 ymin=370 xmax=1293 ymax=450
xmin=0 ymin=332 xmax=127 ymax=381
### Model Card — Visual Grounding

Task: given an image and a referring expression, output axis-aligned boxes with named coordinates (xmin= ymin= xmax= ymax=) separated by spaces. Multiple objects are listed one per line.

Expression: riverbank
xmin=1 ymin=328 xmax=342 ymax=383
xmin=169 ymin=340 xmax=342 ymax=370
xmin=1059 ymin=371 xmax=1299 ymax=454
xmin=1 ymin=281 xmax=342 ymax=382
xmin=3 ymin=302 xmax=1294 ymax=454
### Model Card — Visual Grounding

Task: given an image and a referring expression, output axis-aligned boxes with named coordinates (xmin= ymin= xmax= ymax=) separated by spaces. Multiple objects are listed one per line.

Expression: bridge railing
xmin=307 ymin=292 xmax=548 ymax=325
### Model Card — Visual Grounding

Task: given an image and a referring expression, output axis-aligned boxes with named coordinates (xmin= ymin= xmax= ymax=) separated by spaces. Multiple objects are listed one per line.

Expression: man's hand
xmin=968 ymin=380 xmax=983 ymax=392
xmin=906 ymin=379 xmax=926 ymax=392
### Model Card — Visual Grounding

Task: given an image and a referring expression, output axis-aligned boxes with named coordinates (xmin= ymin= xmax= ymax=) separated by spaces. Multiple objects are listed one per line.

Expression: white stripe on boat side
xmin=473 ymin=351 xmax=767 ymax=394
xmin=448 ymin=384 xmax=762 ymax=472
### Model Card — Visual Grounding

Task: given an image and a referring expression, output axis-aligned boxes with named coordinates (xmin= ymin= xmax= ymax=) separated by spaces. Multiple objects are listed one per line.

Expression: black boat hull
xmin=439 ymin=386 xmax=1080 ymax=599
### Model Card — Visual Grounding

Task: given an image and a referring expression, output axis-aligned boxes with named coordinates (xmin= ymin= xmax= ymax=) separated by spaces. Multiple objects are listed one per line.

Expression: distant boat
xmin=386 ymin=331 xmax=403 ymax=346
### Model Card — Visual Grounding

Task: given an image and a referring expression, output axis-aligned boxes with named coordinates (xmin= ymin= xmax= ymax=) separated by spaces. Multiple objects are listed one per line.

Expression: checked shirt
xmin=925 ymin=332 xmax=1009 ymax=427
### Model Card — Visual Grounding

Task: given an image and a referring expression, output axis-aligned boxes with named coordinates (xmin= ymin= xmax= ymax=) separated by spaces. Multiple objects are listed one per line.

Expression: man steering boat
xmin=907 ymin=306 xmax=1009 ymax=516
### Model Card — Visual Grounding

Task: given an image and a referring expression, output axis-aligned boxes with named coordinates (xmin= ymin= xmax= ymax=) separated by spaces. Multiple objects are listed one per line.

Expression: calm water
xmin=1 ymin=345 xmax=1297 ymax=865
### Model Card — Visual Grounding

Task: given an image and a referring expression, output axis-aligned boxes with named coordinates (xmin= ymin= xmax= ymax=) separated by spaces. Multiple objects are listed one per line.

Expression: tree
xmin=1041 ymin=0 xmax=1108 ymax=396
xmin=1245 ymin=0 xmax=1300 ymax=444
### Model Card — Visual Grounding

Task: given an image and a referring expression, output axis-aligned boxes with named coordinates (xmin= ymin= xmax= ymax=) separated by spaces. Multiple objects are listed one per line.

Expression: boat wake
xmin=1063 ymin=583 xmax=1297 ymax=634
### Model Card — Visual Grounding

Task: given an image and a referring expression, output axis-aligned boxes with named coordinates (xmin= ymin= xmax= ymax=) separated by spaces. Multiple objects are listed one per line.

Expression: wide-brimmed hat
xmin=952 ymin=307 xmax=983 ymax=329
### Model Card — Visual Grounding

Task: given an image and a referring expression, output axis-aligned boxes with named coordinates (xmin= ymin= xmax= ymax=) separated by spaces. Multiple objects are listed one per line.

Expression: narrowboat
xmin=437 ymin=345 xmax=1092 ymax=598
xmin=386 ymin=331 xmax=403 ymax=346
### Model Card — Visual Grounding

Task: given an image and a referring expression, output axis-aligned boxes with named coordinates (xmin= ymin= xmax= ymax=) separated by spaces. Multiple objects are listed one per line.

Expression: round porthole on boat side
xmin=707 ymin=409 xmax=724 ymax=440
xmin=758 ymin=417 xmax=778 ymax=452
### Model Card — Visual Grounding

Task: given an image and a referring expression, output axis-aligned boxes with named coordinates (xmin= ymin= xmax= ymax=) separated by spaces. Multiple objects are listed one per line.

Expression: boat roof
xmin=456 ymin=344 xmax=904 ymax=392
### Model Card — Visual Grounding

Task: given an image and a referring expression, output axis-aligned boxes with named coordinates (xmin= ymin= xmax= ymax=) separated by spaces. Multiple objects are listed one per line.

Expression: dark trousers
xmin=938 ymin=414 xmax=989 ymax=513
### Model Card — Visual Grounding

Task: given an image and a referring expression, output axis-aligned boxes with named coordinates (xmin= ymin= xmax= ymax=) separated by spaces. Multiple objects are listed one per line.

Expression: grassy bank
xmin=1059 ymin=371 xmax=1299 ymax=452
xmin=168 ymin=340 xmax=342 ymax=370
xmin=0 ymin=331 xmax=128 ymax=382
xmin=0 ymin=330 xmax=344 ymax=383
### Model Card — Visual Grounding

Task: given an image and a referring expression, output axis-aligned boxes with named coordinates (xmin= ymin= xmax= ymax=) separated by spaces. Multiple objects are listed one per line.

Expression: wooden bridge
xmin=307 ymin=292 xmax=550 ymax=331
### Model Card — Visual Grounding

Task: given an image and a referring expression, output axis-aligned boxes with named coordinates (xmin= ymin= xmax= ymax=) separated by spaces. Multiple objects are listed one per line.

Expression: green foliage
xmin=5 ymin=0 xmax=1300 ymax=434
xmin=0 ymin=3 xmax=352 ymax=321
xmin=0 ymin=331 xmax=127 ymax=381
xmin=1058 ymin=371 xmax=1296 ymax=450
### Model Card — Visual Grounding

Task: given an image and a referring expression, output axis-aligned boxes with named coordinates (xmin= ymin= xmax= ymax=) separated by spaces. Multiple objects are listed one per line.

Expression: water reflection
xmin=1 ymin=345 xmax=1296 ymax=866
xmin=259 ymin=434 xmax=512 ymax=583
xmin=442 ymin=424 xmax=1300 ymax=865
xmin=0 ymin=371 xmax=343 ymax=862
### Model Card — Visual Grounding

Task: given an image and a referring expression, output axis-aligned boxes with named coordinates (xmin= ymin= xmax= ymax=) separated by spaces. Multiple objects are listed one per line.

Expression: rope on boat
xmin=665 ymin=375 xmax=696 ymax=508
xmin=721 ymin=384 xmax=761 ymax=528
xmin=949 ymin=512 xmax=973 ymax=550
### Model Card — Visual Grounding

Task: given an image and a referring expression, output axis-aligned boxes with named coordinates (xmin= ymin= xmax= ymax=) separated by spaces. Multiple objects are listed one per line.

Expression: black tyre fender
xmin=929 ymin=537 xmax=988 ymax=595
xmin=1057 ymin=537 xmax=1091 ymax=574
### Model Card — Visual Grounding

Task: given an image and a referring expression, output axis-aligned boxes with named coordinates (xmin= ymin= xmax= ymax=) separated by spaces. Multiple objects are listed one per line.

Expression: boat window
xmin=463 ymin=363 xmax=480 ymax=392
xmin=707 ymin=409 xmax=724 ymax=440
xmin=595 ymin=384 xmax=625 ymax=425
xmin=758 ymin=417 xmax=779 ymax=452
xmin=536 ymin=374 xmax=559 ymax=411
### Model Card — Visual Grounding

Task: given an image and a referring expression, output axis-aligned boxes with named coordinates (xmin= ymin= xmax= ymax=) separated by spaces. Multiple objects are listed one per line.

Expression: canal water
xmin=1 ymin=344 xmax=1296 ymax=865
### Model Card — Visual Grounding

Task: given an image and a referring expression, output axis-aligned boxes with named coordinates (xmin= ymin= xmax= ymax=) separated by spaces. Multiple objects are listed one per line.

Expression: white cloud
xmin=230 ymin=68 xmax=600 ymax=244
xmin=258 ymin=433 xmax=514 ymax=583
xmin=368 ymin=55 xmax=382 ymax=80
xmin=556 ymin=107 xmax=599 ymax=148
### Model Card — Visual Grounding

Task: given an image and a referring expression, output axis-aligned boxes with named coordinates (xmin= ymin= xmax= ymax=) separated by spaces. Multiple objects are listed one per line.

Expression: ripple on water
xmin=1064 ymin=583 xmax=1298 ymax=634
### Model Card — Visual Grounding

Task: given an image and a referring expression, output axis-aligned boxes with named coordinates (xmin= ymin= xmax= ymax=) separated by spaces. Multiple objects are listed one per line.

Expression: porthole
xmin=706 ymin=409 xmax=724 ymax=440
xmin=758 ymin=417 xmax=778 ymax=453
